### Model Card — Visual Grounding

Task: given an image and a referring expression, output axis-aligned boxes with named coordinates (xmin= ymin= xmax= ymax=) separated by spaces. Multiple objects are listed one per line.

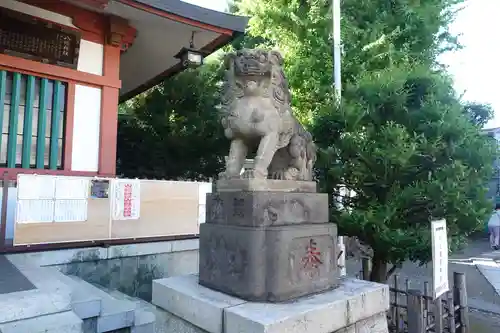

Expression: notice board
xmin=0 ymin=7 xmax=81 ymax=68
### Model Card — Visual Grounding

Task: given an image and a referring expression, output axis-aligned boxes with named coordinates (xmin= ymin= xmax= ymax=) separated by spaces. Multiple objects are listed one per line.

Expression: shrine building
xmin=0 ymin=0 xmax=248 ymax=179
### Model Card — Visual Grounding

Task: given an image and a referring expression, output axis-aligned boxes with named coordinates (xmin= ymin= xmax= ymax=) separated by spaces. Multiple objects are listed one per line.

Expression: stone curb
xmin=469 ymin=298 xmax=500 ymax=315
xmin=476 ymin=262 xmax=500 ymax=298
xmin=6 ymin=238 xmax=199 ymax=267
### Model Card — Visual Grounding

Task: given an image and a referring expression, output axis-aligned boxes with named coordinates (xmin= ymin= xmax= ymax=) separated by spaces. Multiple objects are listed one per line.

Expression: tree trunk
xmin=369 ymin=253 xmax=388 ymax=283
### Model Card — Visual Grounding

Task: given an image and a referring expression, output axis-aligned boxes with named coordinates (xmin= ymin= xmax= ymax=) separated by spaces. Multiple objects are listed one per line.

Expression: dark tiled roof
xmin=134 ymin=0 xmax=248 ymax=33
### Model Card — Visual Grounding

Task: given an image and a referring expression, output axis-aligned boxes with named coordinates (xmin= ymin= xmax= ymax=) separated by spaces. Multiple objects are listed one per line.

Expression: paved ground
xmin=0 ymin=255 xmax=35 ymax=294
xmin=345 ymin=237 xmax=500 ymax=332
xmin=469 ymin=308 xmax=500 ymax=332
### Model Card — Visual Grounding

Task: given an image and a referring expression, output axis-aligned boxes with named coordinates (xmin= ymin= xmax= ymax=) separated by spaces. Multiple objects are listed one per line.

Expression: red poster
xmin=123 ymin=184 xmax=132 ymax=217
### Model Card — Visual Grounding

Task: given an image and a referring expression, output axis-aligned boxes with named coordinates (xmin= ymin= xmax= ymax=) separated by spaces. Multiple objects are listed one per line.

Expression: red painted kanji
xmin=301 ymin=239 xmax=322 ymax=270
xmin=123 ymin=184 xmax=132 ymax=217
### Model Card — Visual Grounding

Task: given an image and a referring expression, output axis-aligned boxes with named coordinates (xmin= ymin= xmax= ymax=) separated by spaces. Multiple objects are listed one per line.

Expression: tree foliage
xmin=313 ymin=66 xmax=495 ymax=281
xmin=234 ymin=0 xmax=496 ymax=281
xmin=116 ymin=61 xmax=227 ymax=180
xmin=234 ymin=0 xmax=464 ymax=122
xmin=462 ymin=102 xmax=494 ymax=128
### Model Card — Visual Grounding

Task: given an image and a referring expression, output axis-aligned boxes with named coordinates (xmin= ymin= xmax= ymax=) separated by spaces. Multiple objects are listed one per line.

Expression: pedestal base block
xmin=152 ymin=275 xmax=390 ymax=333
xmin=199 ymin=223 xmax=338 ymax=302
xmin=216 ymin=179 xmax=317 ymax=193
xmin=206 ymin=191 xmax=329 ymax=226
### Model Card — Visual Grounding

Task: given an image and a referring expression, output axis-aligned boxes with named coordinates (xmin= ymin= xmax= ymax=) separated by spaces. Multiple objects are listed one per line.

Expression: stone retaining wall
xmin=7 ymin=239 xmax=199 ymax=301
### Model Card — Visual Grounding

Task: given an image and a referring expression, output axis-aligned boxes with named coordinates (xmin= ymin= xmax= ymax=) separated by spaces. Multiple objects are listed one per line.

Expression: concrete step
xmin=131 ymin=310 xmax=155 ymax=333
xmin=0 ymin=310 xmax=83 ymax=333
xmin=38 ymin=268 xmax=155 ymax=332
xmin=43 ymin=268 xmax=102 ymax=320
xmin=103 ymin=290 xmax=155 ymax=333
xmin=66 ymin=276 xmax=135 ymax=333
xmin=0 ymin=288 xmax=72 ymax=324
xmin=0 ymin=265 xmax=72 ymax=324
xmin=42 ymin=268 xmax=136 ymax=333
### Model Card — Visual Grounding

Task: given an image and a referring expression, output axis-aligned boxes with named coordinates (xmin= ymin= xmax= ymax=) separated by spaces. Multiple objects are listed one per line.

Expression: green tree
xmin=116 ymin=60 xmax=227 ymax=180
xmin=235 ymin=0 xmax=464 ymax=120
xmin=462 ymin=102 xmax=494 ymax=128
xmin=314 ymin=66 xmax=496 ymax=281
xmin=234 ymin=0 xmax=496 ymax=282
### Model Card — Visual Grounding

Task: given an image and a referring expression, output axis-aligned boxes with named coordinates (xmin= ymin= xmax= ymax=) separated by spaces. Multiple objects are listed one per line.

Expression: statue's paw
xmin=242 ymin=169 xmax=266 ymax=179
xmin=241 ymin=169 xmax=255 ymax=179
xmin=271 ymin=170 xmax=285 ymax=180
xmin=218 ymin=171 xmax=231 ymax=180
xmin=284 ymin=167 xmax=299 ymax=180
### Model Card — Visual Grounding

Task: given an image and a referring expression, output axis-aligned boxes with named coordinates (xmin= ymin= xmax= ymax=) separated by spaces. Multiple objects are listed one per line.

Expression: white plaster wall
xmin=1 ymin=0 xmax=77 ymax=28
xmin=72 ymin=85 xmax=101 ymax=172
xmin=0 ymin=187 xmax=18 ymax=243
xmin=77 ymin=40 xmax=104 ymax=76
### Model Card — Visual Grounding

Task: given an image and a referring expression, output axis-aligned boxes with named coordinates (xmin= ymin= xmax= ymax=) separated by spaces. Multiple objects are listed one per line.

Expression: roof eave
xmin=115 ymin=0 xmax=249 ymax=102
xmin=119 ymin=30 xmax=244 ymax=103
xmin=119 ymin=0 xmax=249 ymax=34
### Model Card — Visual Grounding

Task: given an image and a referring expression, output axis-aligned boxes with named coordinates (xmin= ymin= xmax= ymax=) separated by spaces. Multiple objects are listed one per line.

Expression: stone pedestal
xmin=198 ymin=179 xmax=339 ymax=302
xmin=150 ymin=179 xmax=389 ymax=333
xmin=152 ymin=274 xmax=390 ymax=333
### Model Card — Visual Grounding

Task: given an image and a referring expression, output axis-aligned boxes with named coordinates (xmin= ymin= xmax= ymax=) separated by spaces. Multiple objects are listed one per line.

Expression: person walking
xmin=488 ymin=203 xmax=500 ymax=250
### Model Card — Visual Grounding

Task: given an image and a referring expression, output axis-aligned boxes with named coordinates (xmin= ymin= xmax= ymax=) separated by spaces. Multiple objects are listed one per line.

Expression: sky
xmin=183 ymin=0 xmax=228 ymax=12
xmin=184 ymin=0 xmax=499 ymax=129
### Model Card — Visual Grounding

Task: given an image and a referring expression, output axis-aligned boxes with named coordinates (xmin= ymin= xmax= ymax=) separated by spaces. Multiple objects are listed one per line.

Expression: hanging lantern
xmin=175 ymin=31 xmax=209 ymax=68
xmin=175 ymin=47 xmax=208 ymax=68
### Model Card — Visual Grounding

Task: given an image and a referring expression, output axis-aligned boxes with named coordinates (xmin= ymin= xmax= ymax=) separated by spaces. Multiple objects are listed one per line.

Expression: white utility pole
xmin=332 ymin=0 xmax=342 ymax=100
xmin=332 ymin=0 xmax=346 ymax=277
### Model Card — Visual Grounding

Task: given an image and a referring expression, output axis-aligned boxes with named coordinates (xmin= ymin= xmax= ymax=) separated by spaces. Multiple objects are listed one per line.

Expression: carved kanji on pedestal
xmin=301 ymin=239 xmax=323 ymax=278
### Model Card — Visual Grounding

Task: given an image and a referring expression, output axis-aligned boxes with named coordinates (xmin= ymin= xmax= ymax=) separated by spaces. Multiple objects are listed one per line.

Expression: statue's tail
xmin=306 ymin=140 xmax=317 ymax=179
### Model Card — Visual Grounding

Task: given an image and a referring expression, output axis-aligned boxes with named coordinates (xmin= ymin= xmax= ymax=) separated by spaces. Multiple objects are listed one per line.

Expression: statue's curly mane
xmin=269 ymin=59 xmax=291 ymax=115
xmin=220 ymin=49 xmax=292 ymax=117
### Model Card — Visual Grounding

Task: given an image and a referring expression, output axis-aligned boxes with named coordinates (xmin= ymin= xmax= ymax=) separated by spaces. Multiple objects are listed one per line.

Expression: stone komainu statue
xmin=219 ymin=49 xmax=317 ymax=181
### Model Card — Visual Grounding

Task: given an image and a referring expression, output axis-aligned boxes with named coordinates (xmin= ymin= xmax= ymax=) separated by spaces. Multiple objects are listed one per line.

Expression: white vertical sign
xmin=198 ymin=182 xmax=213 ymax=224
xmin=431 ymin=219 xmax=449 ymax=299
xmin=111 ymin=179 xmax=140 ymax=220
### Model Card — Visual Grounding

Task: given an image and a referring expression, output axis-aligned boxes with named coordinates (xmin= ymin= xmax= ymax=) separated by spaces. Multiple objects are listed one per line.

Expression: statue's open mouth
xmin=235 ymin=58 xmax=270 ymax=77
xmin=236 ymin=65 xmax=270 ymax=77
xmin=237 ymin=70 xmax=269 ymax=77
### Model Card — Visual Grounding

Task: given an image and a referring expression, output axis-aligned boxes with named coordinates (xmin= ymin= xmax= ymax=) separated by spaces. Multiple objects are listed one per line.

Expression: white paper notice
xmin=431 ymin=219 xmax=449 ymax=299
xmin=17 ymin=175 xmax=56 ymax=200
xmin=55 ymin=177 xmax=90 ymax=199
xmin=111 ymin=180 xmax=140 ymax=220
xmin=54 ymin=200 xmax=88 ymax=222
xmin=16 ymin=199 xmax=55 ymax=223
